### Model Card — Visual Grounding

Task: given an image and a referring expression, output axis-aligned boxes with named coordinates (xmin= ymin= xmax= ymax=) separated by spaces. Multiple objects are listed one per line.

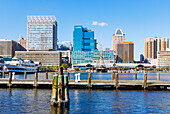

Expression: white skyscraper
xmin=112 ymin=29 xmax=125 ymax=52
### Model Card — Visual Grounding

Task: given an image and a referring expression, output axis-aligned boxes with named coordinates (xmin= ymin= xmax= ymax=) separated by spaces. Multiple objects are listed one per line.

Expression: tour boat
xmin=4 ymin=57 xmax=37 ymax=73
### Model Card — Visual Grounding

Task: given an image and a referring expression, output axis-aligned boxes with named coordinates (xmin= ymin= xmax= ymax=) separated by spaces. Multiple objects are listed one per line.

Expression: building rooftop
xmin=115 ymin=29 xmax=124 ymax=35
xmin=27 ymin=15 xmax=57 ymax=21
xmin=0 ymin=39 xmax=12 ymax=41
xmin=116 ymin=41 xmax=134 ymax=44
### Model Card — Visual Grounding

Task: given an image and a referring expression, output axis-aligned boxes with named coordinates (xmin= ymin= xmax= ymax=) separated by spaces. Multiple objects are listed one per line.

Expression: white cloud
xmin=92 ymin=21 xmax=98 ymax=25
xmin=92 ymin=21 xmax=108 ymax=27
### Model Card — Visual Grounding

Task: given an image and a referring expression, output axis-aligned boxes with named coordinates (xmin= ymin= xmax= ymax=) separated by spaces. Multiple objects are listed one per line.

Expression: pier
xmin=0 ymin=72 xmax=169 ymax=90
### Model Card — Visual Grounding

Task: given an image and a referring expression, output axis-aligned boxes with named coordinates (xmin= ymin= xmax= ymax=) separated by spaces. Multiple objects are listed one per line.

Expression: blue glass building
xmin=73 ymin=25 xmax=98 ymax=51
xmin=72 ymin=25 xmax=115 ymax=68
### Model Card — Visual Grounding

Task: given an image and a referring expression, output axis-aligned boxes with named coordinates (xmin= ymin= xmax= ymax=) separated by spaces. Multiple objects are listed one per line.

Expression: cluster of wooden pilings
xmin=0 ymin=71 xmax=169 ymax=90
xmin=51 ymin=67 xmax=69 ymax=108
xmin=85 ymin=72 xmax=166 ymax=89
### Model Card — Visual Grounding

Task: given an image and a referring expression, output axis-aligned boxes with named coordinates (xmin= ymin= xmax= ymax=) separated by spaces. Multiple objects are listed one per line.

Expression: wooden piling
xmin=51 ymin=67 xmax=70 ymax=108
xmin=135 ymin=73 xmax=137 ymax=80
xmin=164 ymin=86 xmax=167 ymax=90
xmin=115 ymin=73 xmax=119 ymax=89
xmin=24 ymin=72 xmax=27 ymax=79
xmin=143 ymin=73 xmax=147 ymax=89
xmin=46 ymin=72 xmax=48 ymax=79
xmin=8 ymin=72 xmax=12 ymax=87
xmin=34 ymin=72 xmax=38 ymax=87
xmin=157 ymin=73 xmax=160 ymax=80
xmin=2 ymin=72 xmax=5 ymax=78
xmin=67 ymin=72 xmax=70 ymax=80
xmin=112 ymin=72 xmax=115 ymax=80
xmin=51 ymin=74 xmax=58 ymax=106
xmin=87 ymin=73 xmax=92 ymax=88
xmin=64 ymin=75 xmax=69 ymax=108
xmin=57 ymin=67 xmax=64 ymax=107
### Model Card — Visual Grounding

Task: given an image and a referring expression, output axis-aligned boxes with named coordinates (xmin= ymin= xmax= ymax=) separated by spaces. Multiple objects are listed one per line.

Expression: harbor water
xmin=0 ymin=73 xmax=169 ymax=113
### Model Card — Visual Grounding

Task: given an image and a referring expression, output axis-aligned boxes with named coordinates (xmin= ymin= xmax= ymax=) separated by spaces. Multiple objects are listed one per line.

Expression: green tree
xmin=166 ymin=67 xmax=169 ymax=71
xmin=161 ymin=67 xmax=165 ymax=71
xmin=44 ymin=66 xmax=47 ymax=71
xmin=74 ymin=67 xmax=79 ymax=71
xmin=122 ymin=67 xmax=125 ymax=70
xmin=61 ymin=64 xmax=69 ymax=70
xmin=135 ymin=68 xmax=139 ymax=71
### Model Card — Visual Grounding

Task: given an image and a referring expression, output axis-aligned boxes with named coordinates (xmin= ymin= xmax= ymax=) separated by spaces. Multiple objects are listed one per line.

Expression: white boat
xmin=4 ymin=57 xmax=37 ymax=73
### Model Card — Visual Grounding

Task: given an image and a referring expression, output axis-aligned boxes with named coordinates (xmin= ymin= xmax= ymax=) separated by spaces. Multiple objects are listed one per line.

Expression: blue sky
xmin=0 ymin=0 xmax=170 ymax=60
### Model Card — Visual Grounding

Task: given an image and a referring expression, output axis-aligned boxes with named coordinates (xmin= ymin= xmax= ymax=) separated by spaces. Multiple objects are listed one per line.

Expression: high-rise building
xmin=112 ymin=29 xmax=125 ymax=52
xmin=27 ymin=15 xmax=57 ymax=51
xmin=158 ymin=48 xmax=170 ymax=68
xmin=144 ymin=37 xmax=169 ymax=59
xmin=18 ymin=35 xmax=27 ymax=50
xmin=73 ymin=25 xmax=98 ymax=51
xmin=116 ymin=42 xmax=134 ymax=63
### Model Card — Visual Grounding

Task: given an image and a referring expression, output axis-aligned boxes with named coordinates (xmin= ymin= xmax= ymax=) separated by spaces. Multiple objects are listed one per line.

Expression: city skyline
xmin=0 ymin=0 xmax=170 ymax=60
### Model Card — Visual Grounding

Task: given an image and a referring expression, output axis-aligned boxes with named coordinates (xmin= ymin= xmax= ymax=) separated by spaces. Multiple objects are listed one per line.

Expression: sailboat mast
xmin=99 ymin=36 xmax=103 ymax=66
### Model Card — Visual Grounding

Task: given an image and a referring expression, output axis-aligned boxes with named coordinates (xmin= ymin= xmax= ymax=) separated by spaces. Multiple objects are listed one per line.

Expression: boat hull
xmin=5 ymin=64 xmax=37 ymax=73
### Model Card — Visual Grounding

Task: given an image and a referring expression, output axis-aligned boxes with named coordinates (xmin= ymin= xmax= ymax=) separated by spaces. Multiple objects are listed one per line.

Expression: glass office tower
xmin=73 ymin=25 xmax=98 ymax=51
xmin=27 ymin=16 xmax=57 ymax=51
xmin=72 ymin=51 xmax=115 ymax=68
xmin=72 ymin=25 xmax=115 ymax=68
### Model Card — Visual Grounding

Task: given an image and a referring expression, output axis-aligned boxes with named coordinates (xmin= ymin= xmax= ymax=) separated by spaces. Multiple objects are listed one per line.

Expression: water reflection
xmin=0 ymin=88 xmax=169 ymax=113
xmin=8 ymin=87 xmax=12 ymax=96
xmin=34 ymin=88 xmax=37 ymax=98
xmin=51 ymin=105 xmax=69 ymax=114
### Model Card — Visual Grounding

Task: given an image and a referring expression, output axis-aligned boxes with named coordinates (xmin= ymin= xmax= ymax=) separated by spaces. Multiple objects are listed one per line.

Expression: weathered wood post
xmin=46 ymin=72 xmax=48 ymax=79
xmin=51 ymin=67 xmax=70 ymax=108
xmin=112 ymin=72 xmax=115 ymax=80
xmin=115 ymin=73 xmax=119 ymax=89
xmin=67 ymin=72 xmax=70 ymax=80
xmin=143 ymin=73 xmax=147 ymax=89
xmin=34 ymin=72 xmax=38 ymax=87
xmin=51 ymin=73 xmax=58 ymax=106
xmin=64 ymin=75 xmax=69 ymax=108
xmin=2 ymin=72 xmax=5 ymax=78
xmin=87 ymin=73 xmax=92 ymax=88
xmin=135 ymin=73 xmax=137 ymax=80
xmin=157 ymin=73 xmax=160 ymax=80
xmin=24 ymin=72 xmax=27 ymax=79
xmin=8 ymin=72 xmax=12 ymax=87
xmin=57 ymin=67 xmax=64 ymax=107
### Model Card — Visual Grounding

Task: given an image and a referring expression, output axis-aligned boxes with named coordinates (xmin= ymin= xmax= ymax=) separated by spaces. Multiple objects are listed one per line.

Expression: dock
xmin=0 ymin=72 xmax=169 ymax=90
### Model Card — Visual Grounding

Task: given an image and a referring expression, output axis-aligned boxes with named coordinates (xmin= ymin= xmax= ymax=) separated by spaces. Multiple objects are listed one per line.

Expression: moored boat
xmin=4 ymin=57 xmax=37 ymax=73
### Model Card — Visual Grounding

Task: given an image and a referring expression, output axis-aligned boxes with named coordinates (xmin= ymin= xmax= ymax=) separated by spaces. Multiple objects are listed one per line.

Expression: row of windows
xmin=73 ymin=60 xmax=114 ymax=64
